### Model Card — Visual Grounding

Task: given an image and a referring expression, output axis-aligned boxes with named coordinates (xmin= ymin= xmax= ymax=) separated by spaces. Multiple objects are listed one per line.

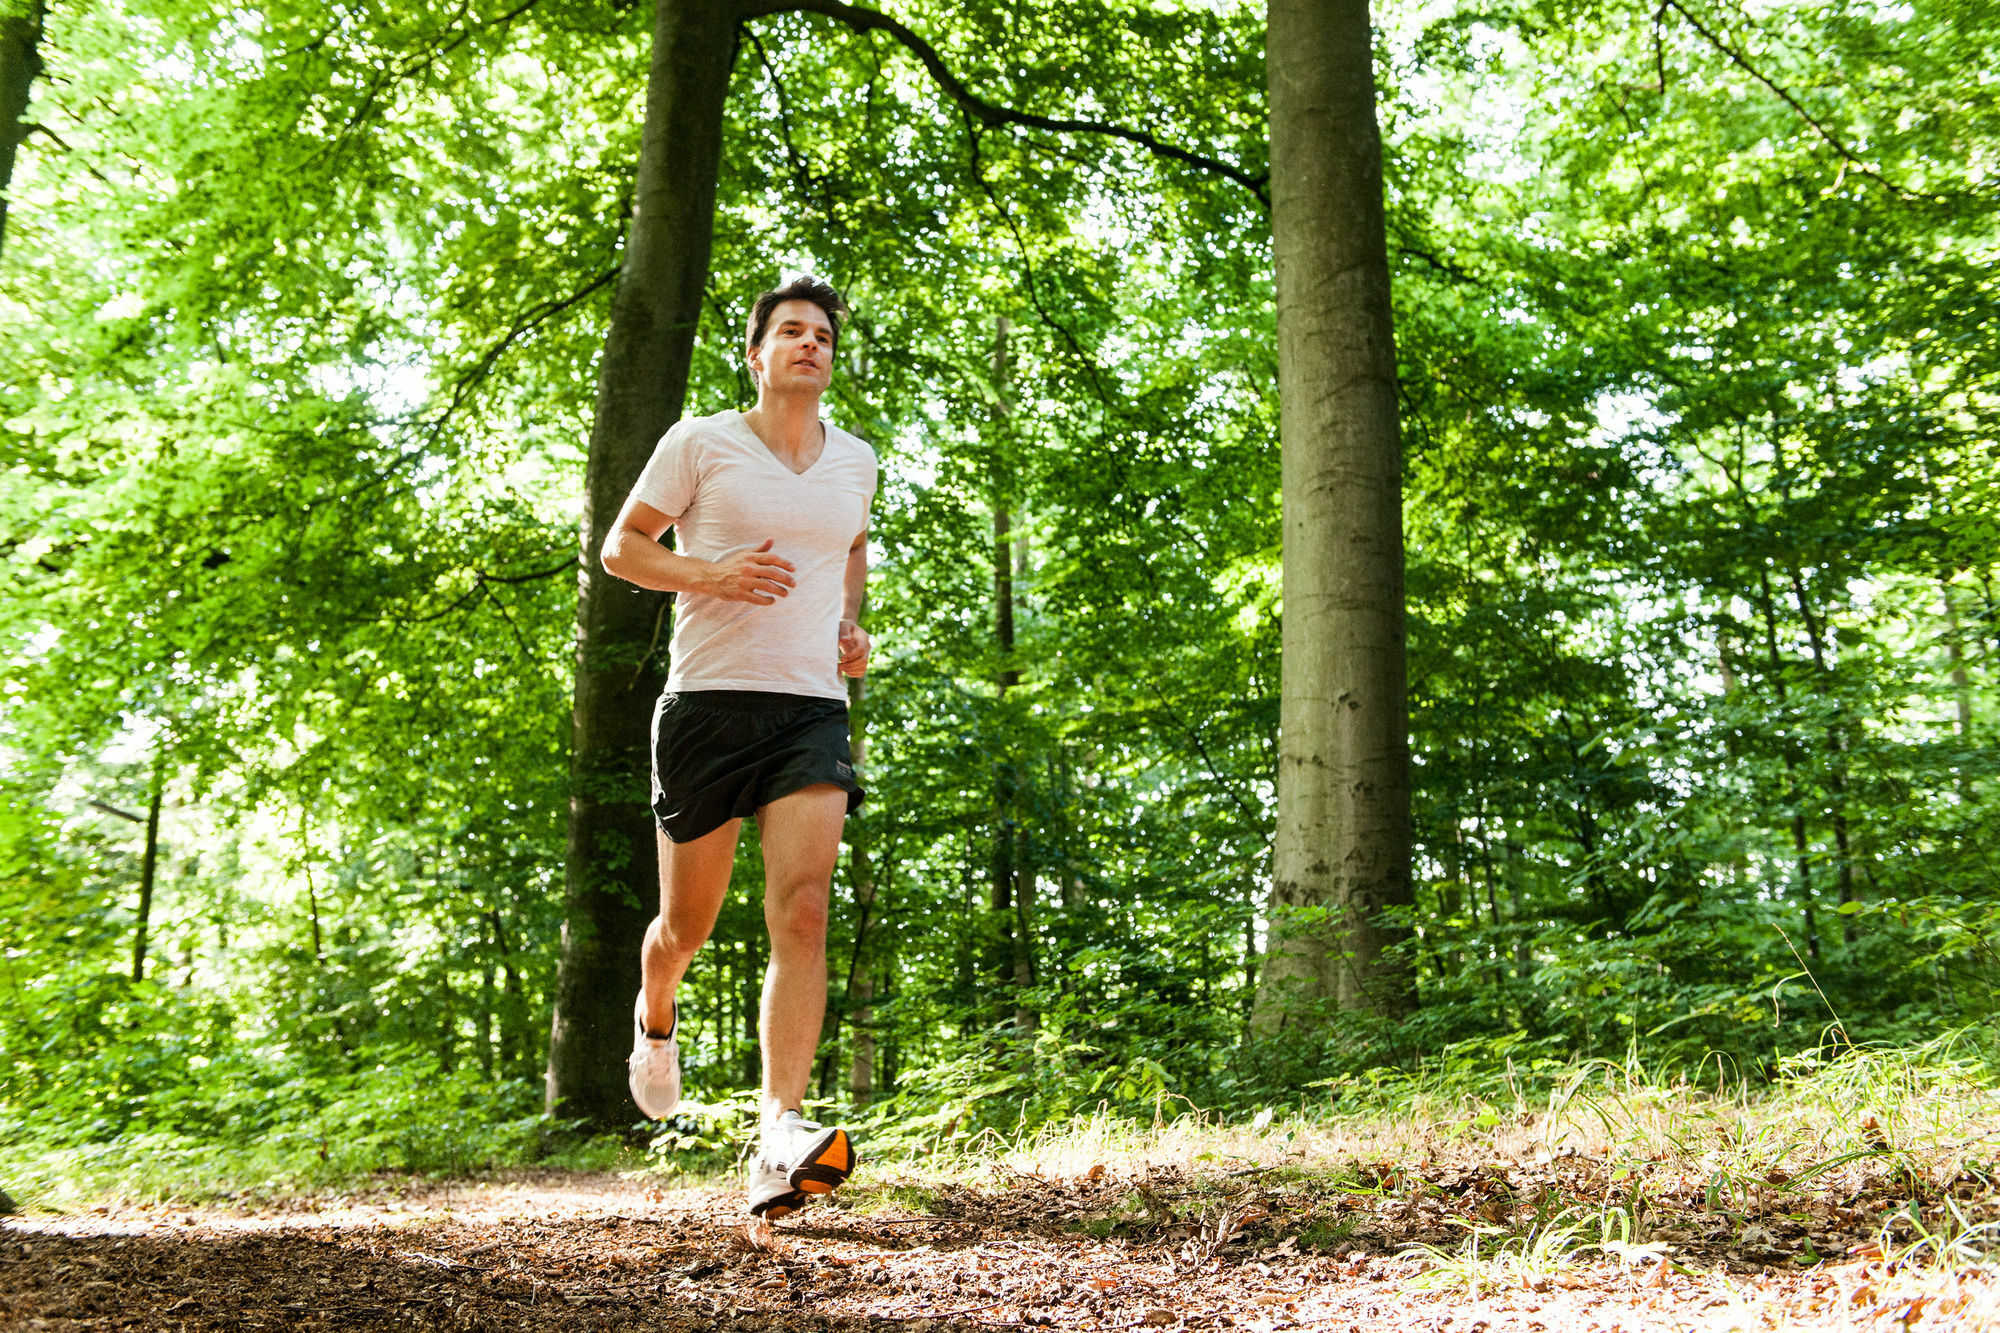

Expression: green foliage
xmin=2 ymin=0 xmax=1997 ymax=1184
xmin=0 ymin=1058 xmax=547 ymax=1208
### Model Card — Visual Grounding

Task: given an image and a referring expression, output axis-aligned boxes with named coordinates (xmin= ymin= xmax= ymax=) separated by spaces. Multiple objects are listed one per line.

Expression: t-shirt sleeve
xmin=629 ymin=420 xmax=700 ymax=518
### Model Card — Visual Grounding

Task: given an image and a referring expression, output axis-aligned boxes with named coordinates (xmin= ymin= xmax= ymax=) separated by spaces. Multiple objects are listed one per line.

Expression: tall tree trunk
xmin=991 ymin=496 xmax=1016 ymax=974
xmin=302 ymin=828 xmax=325 ymax=961
xmin=989 ymin=316 xmax=1034 ymax=1030
xmin=1786 ymin=567 xmax=1858 ymax=944
xmin=1944 ymin=577 xmax=1976 ymax=807
xmin=1253 ymin=0 xmax=1416 ymax=1032
xmin=847 ymin=972 xmax=875 ymax=1102
xmin=305 ymin=864 xmax=324 ymax=960
xmin=130 ymin=758 xmax=164 ymax=983
xmin=545 ymin=0 xmax=737 ymax=1127
xmin=438 ymin=972 xmax=457 ymax=1072
xmin=480 ymin=959 xmax=497 ymax=1079
xmin=0 ymin=0 xmax=45 ymax=259
xmin=740 ymin=951 xmax=762 ymax=1083
xmin=1009 ymin=501 xmax=1036 ymax=1035
xmin=488 ymin=908 xmax=528 ymax=1076
xmin=1944 ymin=577 xmax=1974 ymax=739
xmin=1503 ymin=838 xmax=1532 ymax=979
xmin=1756 ymin=573 xmax=1819 ymax=960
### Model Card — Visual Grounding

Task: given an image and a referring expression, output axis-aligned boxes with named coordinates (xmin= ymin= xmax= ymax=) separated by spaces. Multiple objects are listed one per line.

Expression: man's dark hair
xmin=746 ymin=275 xmax=849 ymax=353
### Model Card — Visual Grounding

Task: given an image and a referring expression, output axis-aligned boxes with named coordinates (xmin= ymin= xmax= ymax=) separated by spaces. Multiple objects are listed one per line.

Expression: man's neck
xmin=742 ymin=389 xmax=823 ymax=463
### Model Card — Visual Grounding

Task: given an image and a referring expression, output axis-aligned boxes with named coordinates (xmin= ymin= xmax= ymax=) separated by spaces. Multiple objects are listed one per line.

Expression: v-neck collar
xmin=731 ymin=409 xmax=826 ymax=478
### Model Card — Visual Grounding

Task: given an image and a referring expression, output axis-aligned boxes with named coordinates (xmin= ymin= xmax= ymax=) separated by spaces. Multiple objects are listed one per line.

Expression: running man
xmin=600 ymin=275 xmax=873 ymax=1218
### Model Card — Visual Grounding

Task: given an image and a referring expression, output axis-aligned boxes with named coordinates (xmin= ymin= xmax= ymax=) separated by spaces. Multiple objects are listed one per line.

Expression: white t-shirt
xmin=629 ymin=409 xmax=877 ymax=702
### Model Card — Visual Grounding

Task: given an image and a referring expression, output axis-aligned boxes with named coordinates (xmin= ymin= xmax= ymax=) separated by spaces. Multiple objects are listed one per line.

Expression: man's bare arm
xmin=837 ymin=528 xmax=870 ymax=677
xmin=601 ymin=498 xmax=797 ymax=604
xmin=841 ymin=529 xmax=867 ymax=622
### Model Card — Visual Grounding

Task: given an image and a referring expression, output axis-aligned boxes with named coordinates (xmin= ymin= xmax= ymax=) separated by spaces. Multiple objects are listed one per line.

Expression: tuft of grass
xmin=1298 ymin=1214 xmax=1360 ymax=1251
xmin=1398 ymin=1206 xmax=1677 ymax=1298
xmin=1258 ymin=1162 xmax=1366 ymax=1190
xmin=1889 ymin=1197 xmax=2000 ymax=1277
xmin=831 ymin=1180 xmax=946 ymax=1217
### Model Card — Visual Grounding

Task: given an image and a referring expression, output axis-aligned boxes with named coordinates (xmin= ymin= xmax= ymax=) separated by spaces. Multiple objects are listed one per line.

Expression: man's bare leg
xmin=641 ymin=820 xmax=742 ymax=1036
xmin=754 ymin=783 xmax=848 ymax=1119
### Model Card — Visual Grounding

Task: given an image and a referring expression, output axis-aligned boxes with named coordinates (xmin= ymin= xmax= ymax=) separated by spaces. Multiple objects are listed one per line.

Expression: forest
xmin=2 ymin=0 xmax=1998 ymax=1255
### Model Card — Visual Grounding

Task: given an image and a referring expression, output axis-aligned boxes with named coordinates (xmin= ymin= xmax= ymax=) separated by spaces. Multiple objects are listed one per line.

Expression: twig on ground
xmin=876 ymin=1300 xmax=1008 ymax=1321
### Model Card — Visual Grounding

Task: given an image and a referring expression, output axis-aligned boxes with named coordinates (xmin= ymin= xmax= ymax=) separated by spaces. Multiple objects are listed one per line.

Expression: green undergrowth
xmin=5 ymin=1031 xmax=1997 ymax=1231
xmin=0 ymin=1056 xmax=575 ymax=1211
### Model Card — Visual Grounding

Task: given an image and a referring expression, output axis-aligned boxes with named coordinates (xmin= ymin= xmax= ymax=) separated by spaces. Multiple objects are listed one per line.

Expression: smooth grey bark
xmin=1252 ymin=0 xmax=1416 ymax=1032
xmin=544 ymin=0 xmax=737 ymax=1127
xmin=0 ymin=0 xmax=44 ymax=259
xmin=846 ymin=971 xmax=874 ymax=1101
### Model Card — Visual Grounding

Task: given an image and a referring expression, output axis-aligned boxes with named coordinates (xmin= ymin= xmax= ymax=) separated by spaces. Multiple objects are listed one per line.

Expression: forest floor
xmin=4 ymin=1055 xmax=1998 ymax=1332
xmin=4 ymin=1138 xmax=1996 ymax=1331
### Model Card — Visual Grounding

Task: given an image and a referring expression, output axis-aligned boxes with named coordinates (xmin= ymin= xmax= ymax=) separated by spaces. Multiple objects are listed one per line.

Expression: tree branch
xmin=400 ymin=556 xmax=573 ymax=628
xmin=743 ymin=26 xmax=829 ymax=215
xmin=310 ymin=0 xmax=552 ymax=171
xmin=324 ymin=266 xmax=619 ymax=512
xmin=415 ymin=266 xmax=620 ymax=450
xmin=737 ymin=0 xmax=1268 ymax=205
xmin=24 ymin=123 xmax=113 ymax=185
xmin=1658 ymin=0 xmax=1919 ymax=200
xmin=478 ymin=555 xmax=575 ymax=585
xmin=481 ymin=581 xmax=541 ymax=662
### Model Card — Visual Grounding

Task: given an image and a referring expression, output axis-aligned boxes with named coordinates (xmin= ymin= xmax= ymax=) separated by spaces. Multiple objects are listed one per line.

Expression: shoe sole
xmin=627 ymin=1045 xmax=681 ymax=1119
xmin=747 ymin=1185 xmax=810 ymax=1219
xmin=629 ymin=995 xmax=680 ymax=1119
xmin=629 ymin=1071 xmax=680 ymax=1120
xmin=787 ymin=1127 xmax=856 ymax=1196
xmin=746 ymin=1158 xmax=809 ymax=1219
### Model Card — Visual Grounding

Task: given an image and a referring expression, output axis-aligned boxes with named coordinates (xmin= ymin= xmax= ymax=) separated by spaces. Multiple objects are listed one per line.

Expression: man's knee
xmin=766 ymin=881 xmax=830 ymax=950
xmin=652 ymin=913 xmax=712 ymax=959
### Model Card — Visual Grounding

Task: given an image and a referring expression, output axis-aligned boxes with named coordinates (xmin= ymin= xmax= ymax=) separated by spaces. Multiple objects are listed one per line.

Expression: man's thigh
xmin=756 ymin=783 xmax=848 ymax=889
xmin=659 ymin=820 xmax=741 ymax=926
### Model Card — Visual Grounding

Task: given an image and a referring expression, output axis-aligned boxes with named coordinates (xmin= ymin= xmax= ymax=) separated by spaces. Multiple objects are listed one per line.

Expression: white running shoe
xmin=626 ymin=993 xmax=680 ymax=1119
xmin=762 ymin=1109 xmax=856 ymax=1201
xmin=745 ymin=1153 xmax=808 ymax=1219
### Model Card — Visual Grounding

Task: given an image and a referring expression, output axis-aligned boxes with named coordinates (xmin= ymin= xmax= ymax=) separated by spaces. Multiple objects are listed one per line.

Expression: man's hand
xmin=705 ymin=539 xmax=795 ymax=604
xmin=837 ymin=619 xmax=871 ymax=677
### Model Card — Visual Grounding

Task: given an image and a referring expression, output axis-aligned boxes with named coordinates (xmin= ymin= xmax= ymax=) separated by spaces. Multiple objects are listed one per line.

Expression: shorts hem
xmin=652 ymin=775 xmax=864 ymax=845
xmin=757 ymin=771 xmax=866 ymax=818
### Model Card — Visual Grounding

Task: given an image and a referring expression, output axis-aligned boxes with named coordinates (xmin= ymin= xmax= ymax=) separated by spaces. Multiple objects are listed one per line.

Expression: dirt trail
xmin=0 ymin=1171 xmax=1991 ymax=1331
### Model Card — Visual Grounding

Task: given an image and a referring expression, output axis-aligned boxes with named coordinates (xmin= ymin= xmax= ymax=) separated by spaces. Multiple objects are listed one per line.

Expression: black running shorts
xmin=649 ymin=690 xmax=865 ymax=844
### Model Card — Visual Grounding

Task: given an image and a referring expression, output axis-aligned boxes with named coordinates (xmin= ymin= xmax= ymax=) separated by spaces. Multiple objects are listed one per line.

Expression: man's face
xmin=750 ymin=299 xmax=835 ymax=395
